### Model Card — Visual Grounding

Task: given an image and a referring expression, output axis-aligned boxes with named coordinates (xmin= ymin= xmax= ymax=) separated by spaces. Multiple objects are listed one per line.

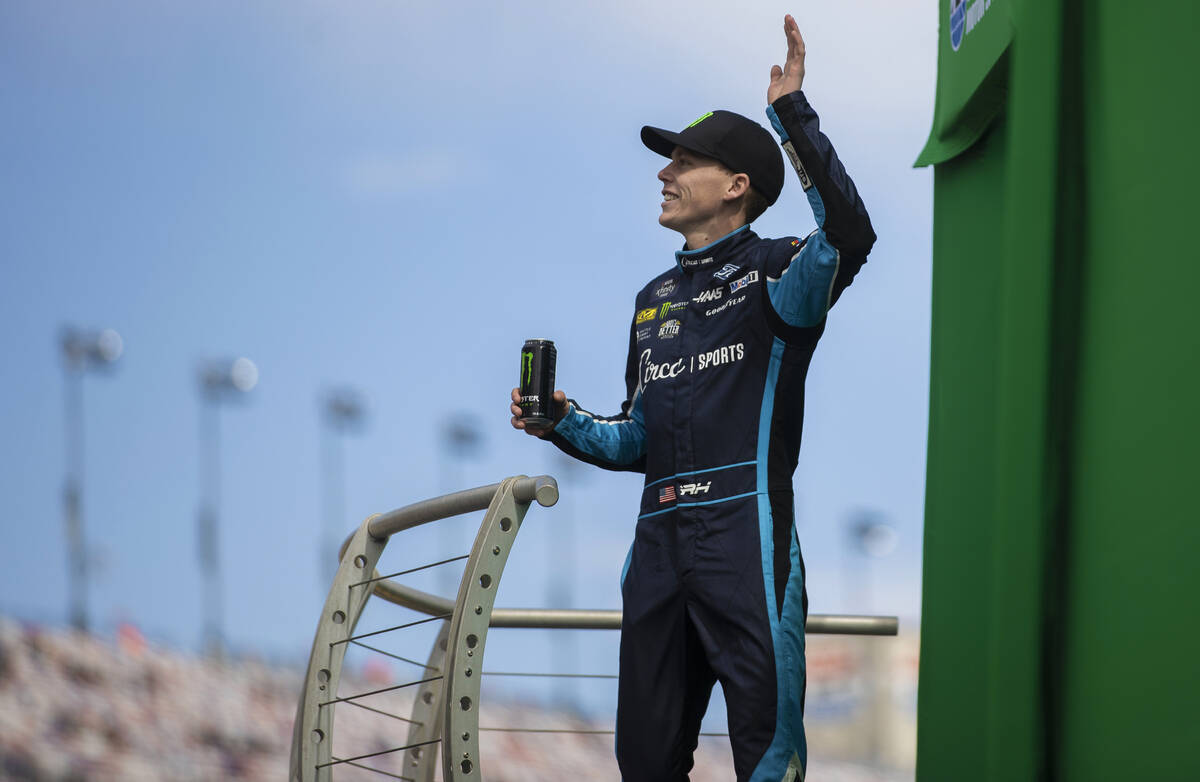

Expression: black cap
xmin=641 ymin=110 xmax=785 ymax=205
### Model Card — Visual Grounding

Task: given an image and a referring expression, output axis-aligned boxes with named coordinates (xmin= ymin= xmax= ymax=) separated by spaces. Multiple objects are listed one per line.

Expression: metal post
xmin=439 ymin=416 xmax=483 ymax=595
xmin=58 ymin=326 xmax=121 ymax=633
xmin=198 ymin=393 xmax=222 ymax=657
xmin=319 ymin=389 xmax=364 ymax=587
xmin=319 ymin=416 xmax=341 ymax=585
xmin=63 ymin=364 xmax=86 ymax=632
xmin=549 ymin=454 xmax=581 ymax=707
xmin=195 ymin=357 xmax=257 ymax=658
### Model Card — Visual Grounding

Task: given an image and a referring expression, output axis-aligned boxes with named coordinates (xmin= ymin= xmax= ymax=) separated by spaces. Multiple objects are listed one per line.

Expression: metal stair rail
xmin=290 ymin=474 xmax=900 ymax=781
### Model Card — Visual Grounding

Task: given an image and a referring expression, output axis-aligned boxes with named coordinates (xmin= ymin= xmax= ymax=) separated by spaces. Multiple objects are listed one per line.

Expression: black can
xmin=518 ymin=339 xmax=557 ymax=426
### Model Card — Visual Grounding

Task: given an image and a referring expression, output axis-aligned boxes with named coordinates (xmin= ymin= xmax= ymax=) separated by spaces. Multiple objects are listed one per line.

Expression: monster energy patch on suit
xmin=518 ymin=339 xmax=557 ymax=426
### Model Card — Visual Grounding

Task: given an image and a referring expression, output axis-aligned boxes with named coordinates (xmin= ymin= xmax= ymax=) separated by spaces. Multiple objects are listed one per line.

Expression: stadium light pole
xmin=319 ymin=388 xmax=367 ymax=586
xmin=843 ymin=509 xmax=898 ymax=615
xmin=196 ymin=356 xmax=258 ymax=659
xmin=438 ymin=415 xmax=484 ymax=595
xmin=550 ymin=451 xmax=585 ymax=708
xmin=844 ymin=508 xmax=898 ymax=769
xmin=60 ymin=326 xmax=123 ymax=633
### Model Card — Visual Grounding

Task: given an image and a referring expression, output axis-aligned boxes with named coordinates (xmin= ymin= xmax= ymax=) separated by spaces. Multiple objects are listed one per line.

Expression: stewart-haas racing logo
xmin=713 ymin=263 xmax=740 ymax=281
xmin=639 ymin=343 xmax=745 ymax=385
xmin=692 ymin=288 xmax=722 ymax=304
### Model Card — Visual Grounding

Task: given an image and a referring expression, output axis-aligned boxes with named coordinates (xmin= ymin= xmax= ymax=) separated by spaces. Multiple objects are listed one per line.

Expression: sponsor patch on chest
xmin=704 ymin=294 xmax=746 ymax=317
xmin=696 ymin=342 xmax=745 ymax=370
xmin=728 ymin=270 xmax=759 ymax=293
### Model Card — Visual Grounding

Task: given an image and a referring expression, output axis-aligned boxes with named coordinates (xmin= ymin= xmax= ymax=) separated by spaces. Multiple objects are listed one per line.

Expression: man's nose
xmin=658 ymin=165 xmax=671 ymax=183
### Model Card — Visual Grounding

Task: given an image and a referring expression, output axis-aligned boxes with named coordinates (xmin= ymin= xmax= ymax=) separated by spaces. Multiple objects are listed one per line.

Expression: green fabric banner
xmin=915 ymin=0 xmax=1012 ymax=166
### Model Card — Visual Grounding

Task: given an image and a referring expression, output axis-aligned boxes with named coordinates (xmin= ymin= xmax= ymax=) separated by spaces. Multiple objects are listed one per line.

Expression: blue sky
xmin=1 ymin=0 xmax=935 ymax=715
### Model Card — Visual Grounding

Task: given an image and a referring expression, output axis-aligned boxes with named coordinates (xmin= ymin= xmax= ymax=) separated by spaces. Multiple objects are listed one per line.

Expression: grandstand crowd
xmin=0 ymin=618 xmax=913 ymax=780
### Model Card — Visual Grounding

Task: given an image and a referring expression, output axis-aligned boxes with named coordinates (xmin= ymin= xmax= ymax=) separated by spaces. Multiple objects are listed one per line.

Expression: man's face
xmin=657 ymin=147 xmax=736 ymax=234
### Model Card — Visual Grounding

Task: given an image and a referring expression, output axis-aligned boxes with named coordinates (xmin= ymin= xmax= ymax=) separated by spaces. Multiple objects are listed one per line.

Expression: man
xmin=509 ymin=15 xmax=875 ymax=782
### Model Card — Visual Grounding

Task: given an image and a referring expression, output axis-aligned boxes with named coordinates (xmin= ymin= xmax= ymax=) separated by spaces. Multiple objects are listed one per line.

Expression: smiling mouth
xmin=662 ymin=193 xmax=679 ymax=202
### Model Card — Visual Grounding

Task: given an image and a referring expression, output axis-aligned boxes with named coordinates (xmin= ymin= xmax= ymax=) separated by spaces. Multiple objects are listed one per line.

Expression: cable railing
xmin=290 ymin=475 xmax=899 ymax=781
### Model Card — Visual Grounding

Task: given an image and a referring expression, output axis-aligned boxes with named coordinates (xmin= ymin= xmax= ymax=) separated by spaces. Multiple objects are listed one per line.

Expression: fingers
xmin=510 ymin=413 xmax=545 ymax=435
xmin=510 ymin=387 xmax=561 ymax=436
xmin=784 ymin=14 xmax=805 ymax=60
xmin=770 ymin=64 xmax=783 ymax=81
xmin=510 ymin=387 xmax=524 ymax=429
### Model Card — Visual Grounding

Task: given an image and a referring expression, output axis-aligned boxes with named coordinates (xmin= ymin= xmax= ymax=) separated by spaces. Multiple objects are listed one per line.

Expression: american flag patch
xmin=659 ymin=486 xmax=676 ymax=504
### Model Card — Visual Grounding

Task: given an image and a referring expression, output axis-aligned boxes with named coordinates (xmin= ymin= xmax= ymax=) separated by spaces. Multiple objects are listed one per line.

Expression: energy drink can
xmin=518 ymin=339 xmax=557 ymax=426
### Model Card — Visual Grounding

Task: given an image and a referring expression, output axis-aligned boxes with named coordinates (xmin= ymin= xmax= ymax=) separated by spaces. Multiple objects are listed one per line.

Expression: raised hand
xmin=768 ymin=14 xmax=806 ymax=105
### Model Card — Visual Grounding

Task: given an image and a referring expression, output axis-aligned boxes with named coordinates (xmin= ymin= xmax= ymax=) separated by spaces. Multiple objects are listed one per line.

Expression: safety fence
xmin=289 ymin=475 xmax=898 ymax=781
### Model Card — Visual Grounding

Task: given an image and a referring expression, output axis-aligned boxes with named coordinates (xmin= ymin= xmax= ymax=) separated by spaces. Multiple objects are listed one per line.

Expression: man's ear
xmin=724 ymin=172 xmax=751 ymax=202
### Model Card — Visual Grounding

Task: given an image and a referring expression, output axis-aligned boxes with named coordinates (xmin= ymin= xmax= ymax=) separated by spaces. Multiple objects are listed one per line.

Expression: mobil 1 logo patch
xmin=728 ymin=270 xmax=758 ymax=293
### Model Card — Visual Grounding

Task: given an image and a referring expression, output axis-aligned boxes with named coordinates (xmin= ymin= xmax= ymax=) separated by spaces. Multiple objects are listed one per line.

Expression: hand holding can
xmin=510 ymin=339 xmax=567 ymax=436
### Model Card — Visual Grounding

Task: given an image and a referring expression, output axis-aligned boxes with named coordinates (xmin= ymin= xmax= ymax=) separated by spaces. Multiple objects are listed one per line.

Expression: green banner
xmin=915 ymin=0 xmax=1012 ymax=166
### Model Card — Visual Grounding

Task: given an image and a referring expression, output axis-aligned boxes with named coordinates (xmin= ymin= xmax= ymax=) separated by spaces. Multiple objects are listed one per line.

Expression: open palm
xmin=768 ymin=14 xmax=806 ymax=104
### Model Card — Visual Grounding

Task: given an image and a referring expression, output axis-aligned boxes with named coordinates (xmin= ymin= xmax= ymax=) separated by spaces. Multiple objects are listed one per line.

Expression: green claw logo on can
xmin=519 ymin=339 xmax=557 ymax=426
xmin=522 ymin=351 xmax=534 ymax=385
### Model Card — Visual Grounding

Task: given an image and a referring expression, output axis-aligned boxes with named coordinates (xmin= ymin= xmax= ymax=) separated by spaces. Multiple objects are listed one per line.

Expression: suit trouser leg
xmin=616 ymin=542 xmax=717 ymax=781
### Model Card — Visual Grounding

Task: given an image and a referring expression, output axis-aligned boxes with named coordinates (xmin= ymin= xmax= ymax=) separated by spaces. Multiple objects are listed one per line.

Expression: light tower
xmin=196 ymin=356 xmax=257 ymax=658
xmin=438 ymin=415 xmax=484 ymax=594
xmin=319 ymin=387 xmax=367 ymax=585
xmin=60 ymin=326 xmax=123 ymax=633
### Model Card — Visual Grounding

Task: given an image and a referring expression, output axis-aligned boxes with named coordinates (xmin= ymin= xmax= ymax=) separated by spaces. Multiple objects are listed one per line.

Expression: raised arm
xmin=763 ymin=15 xmax=876 ymax=330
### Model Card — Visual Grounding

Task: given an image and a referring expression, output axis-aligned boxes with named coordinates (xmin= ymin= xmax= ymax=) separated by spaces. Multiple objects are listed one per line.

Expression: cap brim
xmin=640 ymin=126 xmax=682 ymax=158
xmin=647 ymin=124 xmax=723 ymax=161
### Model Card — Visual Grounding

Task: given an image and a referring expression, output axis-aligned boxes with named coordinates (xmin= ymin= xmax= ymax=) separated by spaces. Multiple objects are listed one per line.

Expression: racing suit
xmin=548 ymin=91 xmax=876 ymax=782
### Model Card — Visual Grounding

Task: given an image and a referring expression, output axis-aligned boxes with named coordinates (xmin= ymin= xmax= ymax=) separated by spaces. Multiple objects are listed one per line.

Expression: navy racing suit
xmin=548 ymin=91 xmax=876 ymax=782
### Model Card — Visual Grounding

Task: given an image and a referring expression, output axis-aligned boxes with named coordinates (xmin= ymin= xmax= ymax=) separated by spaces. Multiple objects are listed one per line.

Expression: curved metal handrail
xmin=291 ymin=475 xmax=558 ymax=782
xmin=291 ymin=475 xmax=900 ymax=782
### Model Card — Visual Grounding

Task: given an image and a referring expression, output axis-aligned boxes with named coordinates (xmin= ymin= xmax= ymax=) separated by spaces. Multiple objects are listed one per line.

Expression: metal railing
xmin=290 ymin=475 xmax=898 ymax=781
